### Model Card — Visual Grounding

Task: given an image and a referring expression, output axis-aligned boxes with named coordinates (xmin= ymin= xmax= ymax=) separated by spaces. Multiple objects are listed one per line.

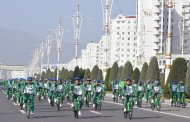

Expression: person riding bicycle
xmin=66 ymin=79 xmax=73 ymax=101
xmin=84 ymin=79 xmax=93 ymax=103
xmin=71 ymin=77 xmax=84 ymax=116
xmin=177 ymin=81 xmax=187 ymax=106
xmin=55 ymin=78 xmax=65 ymax=108
xmin=102 ymin=81 xmax=106 ymax=100
xmin=169 ymin=80 xmax=178 ymax=105
xmin=23 ymin=77 xmax=36 ymax=115
xmin=123 ymin=78 xmax=135 ymax=112
xmin=145 ymin=80 xmax=153 ymax=103
xmin=151 ymin=80 xmax=163 ymax=106
xmin=37 ymin=80 xmax=44 ymax=99
xmin=93 ymin=80 xmax=103 ymax=108
xmin=48 ymin=78 xmax=56 ymax=104
xmin=137 ymin=81 xmax=145 ymax=106
xmin=111 ymin=80 xmax=119 ymax=100
xmin=43 ymin=79 xmax=49 ymax=99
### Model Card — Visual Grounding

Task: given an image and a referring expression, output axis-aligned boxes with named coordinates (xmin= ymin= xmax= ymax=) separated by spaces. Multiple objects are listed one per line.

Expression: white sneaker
xmin=30 ymin=112 xmax=34 ymax=115
xmin=11 ymin=98 xmax=13 ymax=100
xmin=54 ymin=99 xmax=57 ymax=103
xmin=23 ymin=104 xmax=26 ymax=108
xmin=112 ymin=95 xmax=114 ymax=98
xmin=122 ymin=96 xmax=124 ymax=99
xmin=135 ymin=101 xmax=137 ymax=104
xmin=71 ymin=103 xmax=74 ymax=108
xmin=7 ymin=95 xmax=8 ymax=97
xmin=78 ymin=111 xmax=81 ymax=116
xmin=14 ymin=102 xmax=17 ymax=106
xmin=41 ymin=96 xmax=44 ymax=100
xmin=93 ymin=104 xmax=95 ymax=108
xmin=84 ymin=97 xmax=86 ymax=101
xmin=60 ymin=104 xmax=63 ymax=108
xmin=48 ymin=98 xmax=50 ymax=103
xmin=37 ymin=93 xmax=39 ymax=96
xmin=89 ymin=102 xmax=92 ymax=104
xmin=124 ymin=108 xmax=126 ymax=112
xmin=17 ymin=103 xmax=20 ymax=106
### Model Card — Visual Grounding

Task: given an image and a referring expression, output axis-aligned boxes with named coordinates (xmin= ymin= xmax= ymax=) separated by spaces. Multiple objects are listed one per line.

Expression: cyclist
xmin=177 ymin=81 xmax=187 ymax=107
xmin=23 ymin=77 xmax=36 ymax=115
xmin=169 ymin=80 xmax=178 ymax=106
xmin=37 ymin=80 xmax=44 ymax=100
xmin=84 ymin=79 xmax=93 ymax=104
xmin=137 ymin=81 xmax=145 ymax=106
xmin=93 ymin=80 xmax=103 ymax=108
xmin=123 ymin=78 xmax=134 ymax=112
xmin=111 ymin=80 xmax=119 ymax=102
xmin=55 ymin=78 xmax=65 ymax=108
xmin=48 ymin=78 xmax=56 ymax=104
xmin=145 ymin=80 xmax=153 ymax=103
xmin=71 ymin=77 xmax=84 ymax=116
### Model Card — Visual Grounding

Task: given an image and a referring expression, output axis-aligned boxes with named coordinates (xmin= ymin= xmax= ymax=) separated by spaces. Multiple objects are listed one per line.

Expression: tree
xmin=105 ymin=68 xmax=111 ymax=90
xmin=45 ymin=68 xmax=52 ymax=79
xmin=53 ymin=68 xmax=57 ymax=79
xmin=140 ymin=62 xmax=148 ymax=83
xmin=185 ymin=63 xmax=190 ymax=98
xmin=117 ymin=66 xmax=123 ymax=80
xmin=90 ymin=65 xmax=99 ymax=81
xmin=41 ymin=71 xmax=46 ymax=80
xmin=58 ymin=67 xmax=65 ymax=79
xmin=109 ymin=62 xmax=119 ymax=82
xmin=132 ymin=68 xmax=140 ymax=81
xmin=146 ymin=56 xmax=160 ymax=81
xmin=164 ymin=58 xmax=187 ymax=97
xmin=73 ymin=66 xmax=80 ymax=78
xmin=120 ymin=61 xmax=133 ymax=80
xmin=84 ymin=69 xmax=91 ymax=80
xmin=97 ymin=69 xmax=103 ymax=80
xmin=79 ymin=68 xmax=85 ymax=79
xmin=160 ymin=73 xmax=165 ymax=89
xmin=63 ymin=69 xmax=69 ymax=80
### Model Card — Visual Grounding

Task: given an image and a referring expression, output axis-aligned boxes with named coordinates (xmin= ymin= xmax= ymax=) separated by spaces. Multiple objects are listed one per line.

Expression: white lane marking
xmin=89 ymin=110 xmax=101 ymax=115
xmin=103 ymin=100 xmax=190 ymax=119
xmin=0 ymin=87 xmax=6 ymax=94
xmin=20 ymin=110 xmax=25 ymax=114
xmin=67 ymin=103 xmax=72 ymax=106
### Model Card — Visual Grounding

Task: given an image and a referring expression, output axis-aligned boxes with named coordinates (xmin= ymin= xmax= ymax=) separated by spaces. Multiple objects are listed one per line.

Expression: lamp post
xmin=55 ymin=20 xmax=64 ymax=80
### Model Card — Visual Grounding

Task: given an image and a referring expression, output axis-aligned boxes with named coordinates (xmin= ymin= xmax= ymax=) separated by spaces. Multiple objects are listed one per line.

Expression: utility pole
xmin=46 ymin=31 xmax=52 ymax=70
xmin=181 ymin=6 xmax=185 ymax=56
xmin=101 ymin=0 xmax=113 ymax=78
xmin=165 ymin=0 xmax=173 ymax=83
xmin=72 ymin=4 xmax=83 ymax=67
xmin=55 ymin=20 xmax=64 ymax=80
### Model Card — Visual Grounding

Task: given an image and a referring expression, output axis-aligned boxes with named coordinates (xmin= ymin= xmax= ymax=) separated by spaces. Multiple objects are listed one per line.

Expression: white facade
xmin=110 ymin=14 xmax=137 ymax=67
xmin=11 ymin=71 xmax=27 ymax=79
xmin=137 ymin=0 xmax=190 ymax=68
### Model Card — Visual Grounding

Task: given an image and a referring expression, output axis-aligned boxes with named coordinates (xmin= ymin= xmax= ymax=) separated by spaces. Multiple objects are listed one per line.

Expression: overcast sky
xmin=0 ymin=0 xmax=136 ymax=65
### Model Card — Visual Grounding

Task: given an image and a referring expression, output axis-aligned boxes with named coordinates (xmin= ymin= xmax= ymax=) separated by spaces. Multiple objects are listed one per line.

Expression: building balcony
xmin=153 ymin=29 xmax=160 ymax=35
xmin=154 ymin=1 xmax=161 ymax=7
xmin=184 ymin=15 xmax=190 ymax=20
xmin=153 ymin=22 xmax=160 ymax=28
xmin=153 ymin=15 xmax=161 ymax=21
xmin=153 ymin=45 xmax=159 ymax=50
xmin=153 ymin=8 xmax=161 ymax=14
xmin=153 ymin=37 xmax=160 ymax=43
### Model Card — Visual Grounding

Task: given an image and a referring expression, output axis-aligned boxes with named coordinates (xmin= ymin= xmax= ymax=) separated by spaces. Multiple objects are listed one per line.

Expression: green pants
xmin=73 ymin=94 xmax=83 ymax=110
xmin=24 ymin=94 xmax=34 ymax=112
xmin=93 ymin=92 xmax=102 ymax=103
xmin=123 ymin=95 xmax=133 ymax=107
xmin=48 ymin=91 xmax=55 ymax=101
xmin=55 ymin=91 xmax=64 ymax=103
xmin=17 ymin=91 xmax=23 ymax=104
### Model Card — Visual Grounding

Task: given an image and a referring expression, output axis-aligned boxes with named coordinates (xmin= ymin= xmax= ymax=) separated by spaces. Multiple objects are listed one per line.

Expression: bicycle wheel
xmin=98 ymin=104 xmax=101 ymax=111
xmin=151 ymin=103 xmax=154 ymax=110
xmin=124 ymin=111 xmax=127 ymax=118
xmin=129 ymin=111 xmax=132 ymax=120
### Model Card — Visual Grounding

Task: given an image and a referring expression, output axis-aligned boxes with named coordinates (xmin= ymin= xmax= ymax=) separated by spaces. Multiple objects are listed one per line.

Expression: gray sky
xmin=0 ymin=0 xmax=136 ymax=65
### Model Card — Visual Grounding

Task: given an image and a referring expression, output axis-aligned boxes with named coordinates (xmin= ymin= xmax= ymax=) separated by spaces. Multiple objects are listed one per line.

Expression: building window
xmin=128 ymin=21 xmax=131 ymax=24
xmin=122 ymin=37 xmax=124 ymax=40
xmin=128 ymin=37 xmax=130 ymax=40
xmin=117 ymin=32 xmax=120 ymax=35
xmin=122 ymin=32 xmax=125 ymax=35
xmin=117 ymin=21 xmax=120 ymax=24
xmin=128 ymin=32 xmax=130 ymax=35
xmin=128 ymin=43 xmax=130 ymax=46
xmin=117 ymin=27 xmax=120 ymax=29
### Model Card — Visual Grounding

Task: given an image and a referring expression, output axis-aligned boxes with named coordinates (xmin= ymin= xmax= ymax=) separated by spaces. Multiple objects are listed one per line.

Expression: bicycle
xmin=113 ymin=90 xmax=119 ymax=103
xmin=94 ymin=93 xmax=102 ymax=111
xmin=25 ymin=94 xmax=31 ymax=119
xmin=55 ymin=91 xmax=62 ymax=111
xmin=151 ymin=93 xmax=161 ymax=111
xmin=137 ymin=92 xmax=143 ymax=108
xmin=178 ymin=92 xmax=186 ymax=108
xmin=49 ymin=91 xmax=55 ymax=107
xmin=171 ymin=92 xmax=177 ymax=107
xmin=85 ymin=91 xmax=91 ymax=107
xmin=7 ymin=87 xmax=12 ymax=100
xmin=124 ymin=95 xmax=133 ymax=120
xmin=73 ymin=96 xmax=81 ymax=119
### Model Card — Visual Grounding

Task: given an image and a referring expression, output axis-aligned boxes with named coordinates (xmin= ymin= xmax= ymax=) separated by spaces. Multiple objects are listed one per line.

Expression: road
xmin=0 ymin=86 xmax=190 ymax=122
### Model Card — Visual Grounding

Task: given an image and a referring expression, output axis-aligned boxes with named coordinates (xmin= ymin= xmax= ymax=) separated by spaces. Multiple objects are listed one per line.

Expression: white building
xmin=10 ymin=71 xmax=27 ymax=79
xmin=110 ymin=14 xmax=137 ymax=67
xmin=136 ymin=0 xmax=190 ymax=69
xmin=81 ymin=41 xmax=99 ymax=70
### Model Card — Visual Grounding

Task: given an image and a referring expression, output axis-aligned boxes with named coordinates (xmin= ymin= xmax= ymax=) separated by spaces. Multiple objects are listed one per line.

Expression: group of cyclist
xmin=3 ymin=77 xmax=106 ymax=118
xmin=2 ymin=76 xmax=189 ymax=119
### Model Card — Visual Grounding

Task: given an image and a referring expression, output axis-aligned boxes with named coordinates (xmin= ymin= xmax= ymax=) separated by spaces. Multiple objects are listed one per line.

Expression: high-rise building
xmin=136 ymin=0 xmax=190 ymax=69
xmin=109 ymin=14 xmax=137 ymax=67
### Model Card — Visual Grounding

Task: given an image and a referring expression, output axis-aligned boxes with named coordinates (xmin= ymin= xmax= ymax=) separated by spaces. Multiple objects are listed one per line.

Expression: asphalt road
xmin=0 ymin=86 xmax=190 ymax=122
